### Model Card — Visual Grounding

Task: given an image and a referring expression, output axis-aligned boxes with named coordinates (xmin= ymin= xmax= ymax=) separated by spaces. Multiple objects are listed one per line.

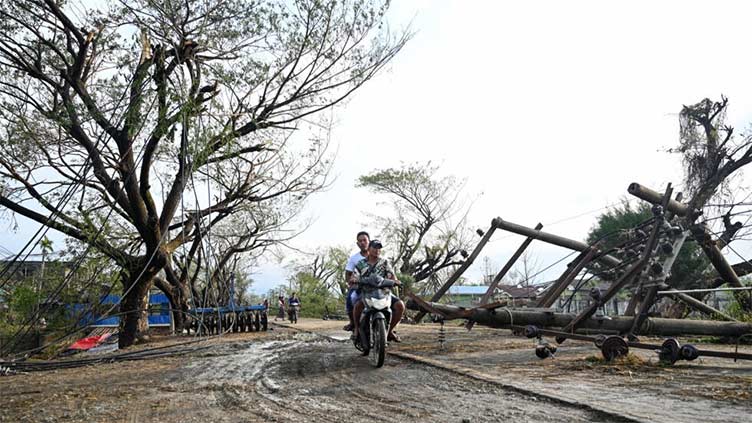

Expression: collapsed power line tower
xmin=409 ymin=182 xmax=752 ymax=365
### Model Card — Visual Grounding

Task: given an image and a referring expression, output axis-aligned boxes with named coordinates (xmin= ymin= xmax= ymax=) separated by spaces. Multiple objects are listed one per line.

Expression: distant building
xmin=446 ymin=285 xmax=488 ymax=307
xmin=497 ymin=284 xmax=546 ymax=301
xmin=445 ymin=283 xmax=548 ymax=307
xmin=0 ymin=252 xmax=74 ymax=283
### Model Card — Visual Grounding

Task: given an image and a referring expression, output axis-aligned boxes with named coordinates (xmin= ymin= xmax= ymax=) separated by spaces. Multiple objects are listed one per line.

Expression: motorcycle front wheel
xmin=369 ymin=318 xmax=386 ymax=368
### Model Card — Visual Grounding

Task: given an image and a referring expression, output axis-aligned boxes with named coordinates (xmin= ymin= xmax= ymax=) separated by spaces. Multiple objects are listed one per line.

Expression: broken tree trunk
xmin=407 ymin=300 xmax=752 ymax=338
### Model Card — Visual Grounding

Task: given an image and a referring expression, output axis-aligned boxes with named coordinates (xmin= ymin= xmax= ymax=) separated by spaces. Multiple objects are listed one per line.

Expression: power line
xmin=0 ymin=65 xmax=164 ymax=355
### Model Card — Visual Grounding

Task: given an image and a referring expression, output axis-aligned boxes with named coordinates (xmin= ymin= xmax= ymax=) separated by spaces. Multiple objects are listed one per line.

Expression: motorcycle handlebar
xmin=358 ymin=274 xmax=399 ymax=289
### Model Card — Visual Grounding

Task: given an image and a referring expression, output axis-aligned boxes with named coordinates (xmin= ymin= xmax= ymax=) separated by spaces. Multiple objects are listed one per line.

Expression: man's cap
xmin=369 ymin=239 xmax=383 ymax=249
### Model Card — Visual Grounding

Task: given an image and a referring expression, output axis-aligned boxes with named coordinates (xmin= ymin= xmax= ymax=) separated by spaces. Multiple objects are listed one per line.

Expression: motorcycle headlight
xmin=365 ymin=296 xmax=391 ymax=309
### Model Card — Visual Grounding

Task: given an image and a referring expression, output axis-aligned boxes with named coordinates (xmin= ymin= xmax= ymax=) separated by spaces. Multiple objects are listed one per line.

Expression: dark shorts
xmin=389 ymin=293 xmax=400 ymax=307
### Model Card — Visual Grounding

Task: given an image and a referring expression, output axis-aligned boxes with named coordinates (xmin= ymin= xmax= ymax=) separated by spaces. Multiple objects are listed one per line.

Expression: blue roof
xmin=448 ymin=285 xmax=488 ymax=295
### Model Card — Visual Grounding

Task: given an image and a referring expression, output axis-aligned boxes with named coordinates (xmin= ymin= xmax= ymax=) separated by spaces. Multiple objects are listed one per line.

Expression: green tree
xmin=586 ymin=201 xmax=711 ymax=316
xmin=9 ymin=284 xmax=39 ymax=325
xmin=587 ymin=201 xmax=653 ymax=251
xmin=287 ymin=271 xmax=340 ymax=318
xmin=357 ymin=162 xmax=472 ymax=288
xmin=309 ymin=247 xmax=349 ymax=298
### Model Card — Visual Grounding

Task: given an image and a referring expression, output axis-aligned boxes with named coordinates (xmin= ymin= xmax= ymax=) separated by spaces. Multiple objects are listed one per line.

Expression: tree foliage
xmin=586 ymin=200 xmax=710 ymax=290
xmin=356 ymin=162 xmax=472 ymax=286
xmin=675 ymin=97 xmax=752 ymax=216
xmin=287 ymin=270 xmax=341 ymax=318
xmin=289 ymin=247 xmax=349 ymax=296
xmin=0 ymin=0 xmax=408 ymax=346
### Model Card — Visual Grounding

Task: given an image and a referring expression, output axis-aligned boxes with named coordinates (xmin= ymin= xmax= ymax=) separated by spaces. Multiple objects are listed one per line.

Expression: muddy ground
xmin=1 ymin=319 xmax=751 ymax=422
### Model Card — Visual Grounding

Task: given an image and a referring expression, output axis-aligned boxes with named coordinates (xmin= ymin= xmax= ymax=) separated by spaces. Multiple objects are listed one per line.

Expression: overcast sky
xmin=4 ymin=1 xmax=752 ymax=297
xmin=249 ymin=0 xmax=752 ymax=295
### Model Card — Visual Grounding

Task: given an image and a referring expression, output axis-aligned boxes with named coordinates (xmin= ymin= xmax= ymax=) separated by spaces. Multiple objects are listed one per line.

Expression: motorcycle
xmin=288 ymin=303 xmax=300 ymax=324
xmin=353 ymin=274 xmax=397 ymax=368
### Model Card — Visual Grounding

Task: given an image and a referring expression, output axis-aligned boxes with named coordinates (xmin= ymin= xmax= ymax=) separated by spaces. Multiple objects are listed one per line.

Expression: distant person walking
xmin=275 ymin=295 xmax=285 ymax=321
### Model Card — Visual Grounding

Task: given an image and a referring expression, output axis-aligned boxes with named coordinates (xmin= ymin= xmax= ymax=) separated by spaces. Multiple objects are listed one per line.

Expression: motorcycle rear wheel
xmin=369 ymin=319 xmax=386 ymax=368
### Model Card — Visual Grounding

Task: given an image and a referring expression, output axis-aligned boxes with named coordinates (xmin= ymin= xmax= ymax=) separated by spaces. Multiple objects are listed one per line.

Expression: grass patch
xmin=584 ymin=352 xmax=647 ymax=366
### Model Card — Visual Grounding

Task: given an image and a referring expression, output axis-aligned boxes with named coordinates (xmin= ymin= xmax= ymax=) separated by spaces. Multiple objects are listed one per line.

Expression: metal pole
xmin=658 ymin=286 xmax=752 ymax=294
xmin=466 ymin=223 xmax=543 ymax=330
xmin=413 ymin=220 xmax=497 ymax=323
xmin=562 ymin=184 xmax=671 ymax=334
xmin=480 ymin=223 xmax=543 ymax=305
xmin=692 ymin=224 xmax=752 ymax=310
xmin=628 ymin=224 xmax=686 ymax=336
xmin=492 ymin=218 xmax=621 ymax=267
xmin=659 ymin=286 xmax=737 ymax=322
xmin=692 ymin=224 xmax=745 ymax=289
xmin=406 ymin=300 xmax=752 ymax=338
xmin=536 ymin=248 xmax=598 ymax=308
xmin=628 ymin=182 xmax=690 ymax=217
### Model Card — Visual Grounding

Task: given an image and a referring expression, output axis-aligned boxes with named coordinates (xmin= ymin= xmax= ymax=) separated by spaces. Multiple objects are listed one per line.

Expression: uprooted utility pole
xmin=415 ymin=179 xmax=750 ymax=324
xmin=406 ymin=300 xmax=752 ymax=338
xmin=408 ymin=181 xmax=752 ymax=365
xmin=628 ymin=183 xmax=752 ymax=311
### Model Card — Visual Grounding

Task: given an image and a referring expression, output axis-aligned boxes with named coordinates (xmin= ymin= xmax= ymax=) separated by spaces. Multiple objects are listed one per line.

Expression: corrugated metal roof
xmin=447 ymin=285 xmax=488 ymax=295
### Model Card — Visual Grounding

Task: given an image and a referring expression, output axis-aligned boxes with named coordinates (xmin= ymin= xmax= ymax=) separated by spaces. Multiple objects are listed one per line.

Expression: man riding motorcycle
xmin=343 ymin=231 xmax=370 ymax=331
xmin=350 ymin=239 xmax=405 ymax=343
xmin=288 ymin=293 xmax=301 ymax=323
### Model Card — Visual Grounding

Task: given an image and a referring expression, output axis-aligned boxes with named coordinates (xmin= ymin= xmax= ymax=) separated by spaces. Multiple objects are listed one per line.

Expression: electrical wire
xmin=1 ymin=61 xmax=168 ymax=355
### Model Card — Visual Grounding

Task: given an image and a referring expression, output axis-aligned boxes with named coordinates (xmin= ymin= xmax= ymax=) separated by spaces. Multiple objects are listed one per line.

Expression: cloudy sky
xmin=4 ymin=1 xmax=752 ymax=297
xmin=249 ymin=0 xmax=752 ymax=294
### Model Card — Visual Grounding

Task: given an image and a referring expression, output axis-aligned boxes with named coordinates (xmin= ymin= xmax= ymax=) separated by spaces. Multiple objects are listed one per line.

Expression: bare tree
xmin=677 ymin=97 xmax=752 ymax=220
xmin=154 ymin=128 xmax=331 ymax=331
xmin=288 ymin=247 xmax=349 ymax=298
xmin=0 ymin=0 xmax=408 ymax=346
xmin=357 ymin=162 xmax=473 ymax=285
xmin=516 ymin=250 xmax=541 ymax=287
xmin=480 ymin=256 xmax=497 ymax=285
xmin=672 ymin=97 xmax=752 ymax=310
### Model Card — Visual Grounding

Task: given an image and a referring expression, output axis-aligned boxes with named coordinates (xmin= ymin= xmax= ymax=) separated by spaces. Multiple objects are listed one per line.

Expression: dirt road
xmin=1 ymin=319 xmax=750 ymax=422
xmin=177 ymin=331 xmax=621 ymax=422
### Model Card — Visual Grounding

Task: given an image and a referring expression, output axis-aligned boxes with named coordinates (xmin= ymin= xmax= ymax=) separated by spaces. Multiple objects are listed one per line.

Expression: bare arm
xmin=386 ymin=260 xmax=400 ymax=285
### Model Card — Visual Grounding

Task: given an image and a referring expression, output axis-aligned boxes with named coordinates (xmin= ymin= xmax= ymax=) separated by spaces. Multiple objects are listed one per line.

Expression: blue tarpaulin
xmin=69 ymin=293 xmax=172 ymax=327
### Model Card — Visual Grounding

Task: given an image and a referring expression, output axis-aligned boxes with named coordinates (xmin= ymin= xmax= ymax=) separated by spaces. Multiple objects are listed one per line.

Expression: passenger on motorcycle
xmin=350 ymin=239 xmax=405 ymax=343
xmin=344 ymin=231 xmax=370 ymax=331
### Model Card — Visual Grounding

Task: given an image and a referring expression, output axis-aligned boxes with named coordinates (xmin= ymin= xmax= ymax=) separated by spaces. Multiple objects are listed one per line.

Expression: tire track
xmin=278 ymin=322 xmax=644 ymax=423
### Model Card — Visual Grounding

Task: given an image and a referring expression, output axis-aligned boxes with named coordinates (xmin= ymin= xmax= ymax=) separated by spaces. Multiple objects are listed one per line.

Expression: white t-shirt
xmin=345 ymin=251 xmax=367 ymax=272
